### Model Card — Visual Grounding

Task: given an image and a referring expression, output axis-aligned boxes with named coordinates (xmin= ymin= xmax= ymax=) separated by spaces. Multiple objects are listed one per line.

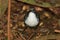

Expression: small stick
xmin=28 ymin=31 xmax=36 ymax=40
xmin=8 ymin=0 xmax=11 ymax=40
xmin=20 ymin=33 xmax=26 ymax=40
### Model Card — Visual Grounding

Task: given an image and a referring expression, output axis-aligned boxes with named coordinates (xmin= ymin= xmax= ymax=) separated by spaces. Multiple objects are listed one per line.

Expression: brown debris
xmin=10 ymin=0 xmax=60 ymax=40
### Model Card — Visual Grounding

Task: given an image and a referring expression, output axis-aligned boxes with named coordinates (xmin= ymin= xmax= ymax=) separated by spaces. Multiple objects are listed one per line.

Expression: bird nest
xmin=10 ymin=0 xmax=60 ymax=40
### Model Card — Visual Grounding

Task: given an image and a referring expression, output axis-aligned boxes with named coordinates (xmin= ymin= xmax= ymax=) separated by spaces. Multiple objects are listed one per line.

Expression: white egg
xmin=25 ymin=12 xmax=39 ymax=27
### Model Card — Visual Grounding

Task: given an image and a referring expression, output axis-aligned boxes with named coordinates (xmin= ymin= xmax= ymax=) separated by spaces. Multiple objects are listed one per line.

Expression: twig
xmin=28 ymin=32 xmax=36 ymax=40
xmin=20 ymin=33 xmax=26 ymax=40
xmin=8 ymin=0 xmax=11 ymax=40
